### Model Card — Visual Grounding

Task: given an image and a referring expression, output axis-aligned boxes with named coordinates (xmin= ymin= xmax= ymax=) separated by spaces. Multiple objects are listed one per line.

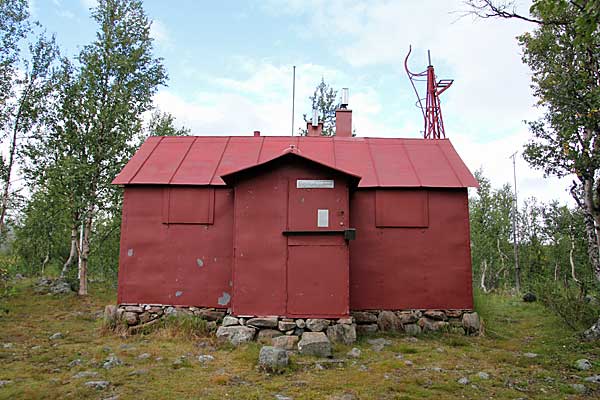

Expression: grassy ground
xmin=0 ymin=280 xmax=599 ymax=400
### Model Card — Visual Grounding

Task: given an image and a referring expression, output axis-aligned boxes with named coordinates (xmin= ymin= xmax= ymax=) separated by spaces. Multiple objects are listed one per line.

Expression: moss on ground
xmin=0 ymin=280 xmax=598 ymax=399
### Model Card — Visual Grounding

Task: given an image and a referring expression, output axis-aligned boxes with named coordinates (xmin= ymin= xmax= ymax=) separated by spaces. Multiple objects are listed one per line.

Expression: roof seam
xmin=168 ymin=137 xmax=197 ymax=184
xmin=332 ymin=137 xmax=337 ymax=167
xmin=210 ymin=136 xmax=231 ymax=184
xmin=256 ymin=136 xmax=265 ymax=163
xmin=437 ymin=141 xmax=465 ymax=186
xmin=401 ymin=142 xmax=422 ymax=187
xmin=365 ymin=139 xmax=381 ymax=186
xmin=129 ymin=136 xmax=163 ymax=184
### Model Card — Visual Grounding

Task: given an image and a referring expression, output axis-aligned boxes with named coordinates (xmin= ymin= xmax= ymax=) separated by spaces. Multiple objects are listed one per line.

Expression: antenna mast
xmin=404 ymin=46 xmax=453 ymax=139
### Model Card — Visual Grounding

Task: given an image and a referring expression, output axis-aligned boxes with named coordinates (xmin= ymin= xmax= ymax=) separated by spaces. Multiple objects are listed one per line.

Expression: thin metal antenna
xmin=509 ymin=151 xmax=521 ymax=292
xmin=428 ymin=50 xmax=431 ymax=66
xmin=291 ymin=65 xmax=296 ymax=136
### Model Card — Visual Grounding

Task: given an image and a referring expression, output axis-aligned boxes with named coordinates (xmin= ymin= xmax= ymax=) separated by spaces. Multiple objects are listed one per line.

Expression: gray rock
xmin=128 ymin=369 xmax=148 ymax=376
xmin=358 ymin=364 xmax=368 ymax=371
xmin=278 ymin=320 xmax=296 ymax=331
xmin=430 ymin=367 xmax=443 ymax=372
xmin=306 ymin=318 xmax=330 ymax=332
xmin=477 ymin=371 xmax=490 ymax=380
xmin=458 ymin=377 xmax=469 ymax=385
xmin=49 ymin=332 xmax=63 ymax=340
xmin=396 ymin=311 xmax=419 ymax=324
xmin=0 ymin=381 xmax=12 ymax=387
xmin=216 ymin=325 xmax=256 ymax=345
xmin=575 ymin=359 xmax=592 ymax=371
xmin=102 ymin=354 xmax=123 ymax=369
xmin=49 ymin=279 xmax=72 ymax=294
xmin=247 ymin=317 xmax=278 ymax=328
xmin=257 ymin=329 xmax=283 ymax=343
xmin=356 ymin=324 xmax=378 ymax=335
xmin=258 ymin=346 xmax=289 ymax=372
xmin=377 ymin=311 xmax=401 ymax=332
xmin=295 ymin=319 xmax=306 ymax=329
xmin=102 ymin=396 xmax=120 ymax=400
xmin=68 ymin=359 xmax=83 ymax=368
xmin=583 ymin=317 xmax=600 ymax=340
xmin=404 ymin=323 xmax=421 ymax=336
xmin=571 ymin=383 xmax=587 ymax=394
xmin=423 ymin=310 xmax=447 ymax=321
xmin=198 ymin=354 xmax=215 ymax=363
xmin=462 ymin=312 xmax=481 ymax=335
xmin=272 ymin=335 xmax=299 ymax=351
xmin=522 ymin=292 xmax=537 ymax=302
xmin=326 ymin=324 xmax=357 ymax=345
xmin=351 ymin=311 xmax=378 ymax=323
xmin=73 ymin=371 xmax=98 ymax=379
xmin=337 ymin=317 xmax=353 ymax=325
xmin=298 ymin=332 xmax=332 ymax=357
xmin=123 ymin=305 xmax=143 ymax=313
xmin=418 ymin=318 xmax=449 ymax=332
xmin=274 ymin=395 xmax=293 ymax=400
xmin=84 ymin=380 xmax=110 ymax=390
xmin=2 ymin=343 xmax=13 ymax=348
xmin=347 ymin=348 xmax=361 ymax=358
xmin=368 ymin=337 xmax=391 ymax=351
xmin=222 ymin=316 xmax=239 ymax=327
xmin=583 ymin=375 xmax=600 ymax=383
xmin=523 ymin=352 xmax=538 ymax=358
xmin=123 ymin=311 xmax=138 ymax=326
xmin=137 ymin=353 xmax=151 ymax=360
xmin=404 ymin=360 xmax=413 ymax=366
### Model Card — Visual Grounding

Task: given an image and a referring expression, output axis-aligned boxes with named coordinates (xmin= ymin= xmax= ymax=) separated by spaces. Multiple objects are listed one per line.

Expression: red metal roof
xmin=113 ymin=136 xmax=478 ymax=188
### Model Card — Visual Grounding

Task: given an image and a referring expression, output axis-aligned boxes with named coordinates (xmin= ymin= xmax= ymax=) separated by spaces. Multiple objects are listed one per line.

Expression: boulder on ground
xmin=258 ymin=346 xmax=289 ymax=372
xmin=216 ymin=325 xmax=256 ymax=345
xmin=298 ymin=332 xmax=332 ymax=357
xmin=523 ymin=292 xmax=537 ymax=302
xmin=418 ymin=318 xmax=449 ymax=332
xmin=583 ymin=316 xmax=600 ymax=340
xmin=351 ymin=311 xmax=378 ymax=324
xmin=272 ymin=335 xmax=299 ymax=350
xmin=326 ymin=324 xmax=357 ymax=345
xmin=403 ymin=324 xmax=421 ymax=336
xmin=257 ymin=329 xmax=283 ymax=342
xmin=462 ymin=312 xmax=481 ymax=335
xmin=377 ymin=311 xmax=401 ymax=332
xmin=356 ymin=324 xmax=378 ymax=335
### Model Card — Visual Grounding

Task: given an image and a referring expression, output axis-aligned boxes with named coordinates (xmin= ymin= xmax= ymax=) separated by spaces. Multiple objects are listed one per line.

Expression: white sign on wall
xmin=317 ymin=209 xmax=329 ymax=228
xmin=297 ymin=179 xmax=334 ymax=189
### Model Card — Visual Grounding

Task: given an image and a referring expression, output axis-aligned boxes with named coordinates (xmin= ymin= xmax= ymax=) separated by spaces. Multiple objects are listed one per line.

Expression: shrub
xmin=531 ymin=279 xmax=599 ymax=331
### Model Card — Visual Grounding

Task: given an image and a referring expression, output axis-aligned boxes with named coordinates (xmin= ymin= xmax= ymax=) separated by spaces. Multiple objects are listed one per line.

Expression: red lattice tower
xmin=405 ymin=46 xmax=453 ymax=139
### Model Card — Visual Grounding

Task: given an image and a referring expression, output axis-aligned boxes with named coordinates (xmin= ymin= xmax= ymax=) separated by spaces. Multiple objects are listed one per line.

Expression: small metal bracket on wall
xmin=344 ymin=228 xmax=356 ymax=241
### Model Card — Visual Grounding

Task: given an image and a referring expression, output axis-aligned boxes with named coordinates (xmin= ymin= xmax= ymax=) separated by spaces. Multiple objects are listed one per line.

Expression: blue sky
xmin=26 ymin=0 xmax=572 ymax=204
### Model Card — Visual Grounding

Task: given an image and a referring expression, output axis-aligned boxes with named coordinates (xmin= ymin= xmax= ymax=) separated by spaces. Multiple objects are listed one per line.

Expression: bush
xmin=531 ymin=279 xmax=599 ymax=331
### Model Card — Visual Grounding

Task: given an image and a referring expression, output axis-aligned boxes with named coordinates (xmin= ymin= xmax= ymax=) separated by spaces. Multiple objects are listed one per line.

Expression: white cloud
xmin=80 ymin=0 xmax=97 ymax=10
xmin=150 ymin=19 xmax=170 ymax=47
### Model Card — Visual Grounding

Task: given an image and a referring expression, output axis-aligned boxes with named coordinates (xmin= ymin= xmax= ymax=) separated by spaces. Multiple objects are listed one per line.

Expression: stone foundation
xmin=351 ymin=309 xmax=482 ymax=336
xmin=109 ymin=304 xmax=481 ymax=341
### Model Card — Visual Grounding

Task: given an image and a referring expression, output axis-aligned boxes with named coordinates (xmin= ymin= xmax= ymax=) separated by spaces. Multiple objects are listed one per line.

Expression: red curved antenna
xmin=404 ymin=46 xmax=453 ymax=139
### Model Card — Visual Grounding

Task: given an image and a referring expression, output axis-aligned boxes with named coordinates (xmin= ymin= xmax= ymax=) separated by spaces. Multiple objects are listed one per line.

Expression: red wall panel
xmin=350 ymin=188 xmax=473 ymax=310
xmin=375 ymin=189 xmax=429 ymax=228
xmin=117 ymin=186 xmax=233 ymax=307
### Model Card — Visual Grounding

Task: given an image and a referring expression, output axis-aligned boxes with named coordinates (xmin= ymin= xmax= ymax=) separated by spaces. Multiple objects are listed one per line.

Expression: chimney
xmin=307 ymin=108 xmax=323 ymax=136
xmin=253 ymin=130 xmax=261 ymax=137
xmin=336 ymin=88 xmax=352 ymax=137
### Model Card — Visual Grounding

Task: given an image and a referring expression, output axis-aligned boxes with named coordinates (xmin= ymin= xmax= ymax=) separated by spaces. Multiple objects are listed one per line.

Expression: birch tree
xmin=25 ymin=0 xmax=166 ymax=294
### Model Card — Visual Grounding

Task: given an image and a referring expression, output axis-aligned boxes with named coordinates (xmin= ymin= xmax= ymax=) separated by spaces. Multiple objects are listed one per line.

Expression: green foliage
xmin=157 ymin=314 xmax=216 ymax=339
xmin=147 ymin=109 xmax=190 ymax=137
xmin=300 ymin=78 xmax=339 ymax=136
xmin=531 ymin=278 xmax=599 ymax=331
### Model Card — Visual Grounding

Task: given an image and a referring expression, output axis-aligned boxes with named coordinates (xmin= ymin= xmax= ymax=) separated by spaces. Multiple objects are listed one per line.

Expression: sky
xmin=22 ymin=0 xmax=574 ymax=205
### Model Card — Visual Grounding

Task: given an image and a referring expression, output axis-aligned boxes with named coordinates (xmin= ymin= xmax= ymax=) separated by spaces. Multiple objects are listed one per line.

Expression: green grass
xmin=0 ymin=280 xmax=598 ymax=399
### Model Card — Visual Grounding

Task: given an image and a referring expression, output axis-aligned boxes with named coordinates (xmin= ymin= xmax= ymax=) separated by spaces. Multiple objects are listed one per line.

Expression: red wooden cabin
xmin=113 ymin=131 xmax=478 ymax=318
